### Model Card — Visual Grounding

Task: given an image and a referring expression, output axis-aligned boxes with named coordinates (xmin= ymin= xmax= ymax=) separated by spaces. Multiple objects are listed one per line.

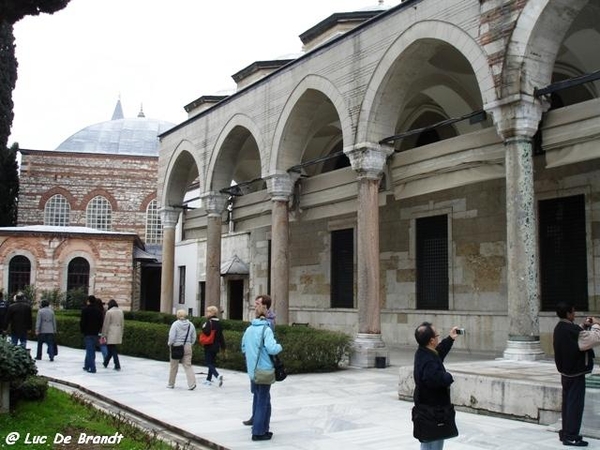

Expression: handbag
xmin=170 ymin=345 xmax=184 ymax=360
xmin=270 ymin=355 xmax=287 ymax=382
xmin=170 ymin=323 xmax=191 ymax=361
xmin=253 ymin=326 xmax=275 ymax=385
xmin=412 ymin=403 xmax=458 ymax=443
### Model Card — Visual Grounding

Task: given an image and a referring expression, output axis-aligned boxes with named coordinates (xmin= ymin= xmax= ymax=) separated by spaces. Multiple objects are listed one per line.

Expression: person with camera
xmin=553 ymin=302 xmax=600 ymax=447
xmin=412 ymin=323 xmax=462 ymax=450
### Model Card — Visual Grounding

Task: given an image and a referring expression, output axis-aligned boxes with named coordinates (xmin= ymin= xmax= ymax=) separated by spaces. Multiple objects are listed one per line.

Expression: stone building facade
xmin=156 ymin=0 xmax=600 ymax=365
xmin=0 ymin=103 xmax=173 ymax=310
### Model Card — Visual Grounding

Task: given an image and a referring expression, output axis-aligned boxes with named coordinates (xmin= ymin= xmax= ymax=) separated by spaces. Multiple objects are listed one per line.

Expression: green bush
xmin=40 ymin=288 xmax=65 ymax=309
xmin=0 ymin=339 xmax=37 ymax=382
xmin=12 ymin=375 xmax=48 ymax=402
xmin=53 ymin=313 xmax=351 ymax=374
xmin=61 ymin=287 xmax=87 ymax=310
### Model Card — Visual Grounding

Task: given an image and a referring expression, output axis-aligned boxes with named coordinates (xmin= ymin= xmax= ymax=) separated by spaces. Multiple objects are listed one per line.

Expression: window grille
xmin=8 ymin=255 xmax=31 ymax=295
xmin=416 ymin=215 xmax=448 ymax=310
xmin=67 ymin=257 xmax=90 ymax=293
xmin=44 ymin=194 xmax=71 ymax=226
xmin=539 ymin=195 xmax=588 ymax=311
xmin=178 ymin=266 xmax=186 ymax=304
xmin=86 ymin=196 xmax=112 ymax=231
xmin=145 ymin=199 xmax=163 ymax=244
xmin=331 ymin=228 xmax=354 ymax=308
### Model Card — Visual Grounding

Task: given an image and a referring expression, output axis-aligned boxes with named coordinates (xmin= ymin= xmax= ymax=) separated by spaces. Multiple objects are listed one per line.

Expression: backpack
xmin=199 ymin=321 xmax=216 ymax=346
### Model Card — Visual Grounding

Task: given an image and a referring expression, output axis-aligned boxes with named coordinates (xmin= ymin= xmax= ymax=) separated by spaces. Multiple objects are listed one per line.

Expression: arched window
xmin=44 ymin=194 xmax=71 ymax=226
xmin=145 ymin=199 xmax=163 ymax=244
xmin=67 ymin=257 xmax=90 ymax=293
xmin=86 ymin=196 xmax=112 ymax=231
xmin=8 ymin=255 xmax=31 ymax=295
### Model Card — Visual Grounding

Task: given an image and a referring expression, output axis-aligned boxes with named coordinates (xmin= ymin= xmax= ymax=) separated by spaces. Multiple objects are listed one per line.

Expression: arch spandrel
xmin=358 ymin=20 xmax=494 ymax=145
xmin=502 ymin=0 xmax=588 ymax=99
xmin=206 ymin=114 xmax=264 ymax=193
xmin=161 ymin=140 xmax=201 ymax=209
xmin=269 ymin=74 xmax=354 ymax=174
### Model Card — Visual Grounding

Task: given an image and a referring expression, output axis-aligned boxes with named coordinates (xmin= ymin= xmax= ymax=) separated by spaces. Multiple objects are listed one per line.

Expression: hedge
xmin=51 ymin=312 xmax=351 ymax=374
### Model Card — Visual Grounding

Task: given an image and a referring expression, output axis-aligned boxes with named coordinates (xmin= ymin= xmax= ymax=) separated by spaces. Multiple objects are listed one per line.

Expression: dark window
xmin=331 ymin=228 xmax=354 ymax=308
xmin=178 ymin=266 xmax=186 ymax=304
xmin=67 ymin=257 xmax=90 ymax=293
xmin=8 ymin=255 xmax=31 ymax=296
xmin=539 ymin=195 xmax=588 ymax=311
xmin=199 ymin=281 xmax=206 ymax=314
xmin=416 ymin=215 xmax=448 ymax=310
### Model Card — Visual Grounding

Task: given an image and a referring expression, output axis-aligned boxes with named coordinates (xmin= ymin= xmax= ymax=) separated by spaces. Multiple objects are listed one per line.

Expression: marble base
xmin=502 ymin=339 xmax=545 ymax=361
xmin=349 ymin=333 xmax=389 ymax=368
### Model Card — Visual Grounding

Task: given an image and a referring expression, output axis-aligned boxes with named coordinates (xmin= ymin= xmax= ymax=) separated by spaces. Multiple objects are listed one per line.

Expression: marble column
xmin=201 ymin=192 xmax=228 ymax=310
xmin=266 ymin=173 xmax=297 ymax=325
xmin=346 ymin=142 xmax=393 ymax=367
xmin=159 ymin=207 xmax=180 ymax=314
xmin=491 ymin=98 xmax=546 ymax=360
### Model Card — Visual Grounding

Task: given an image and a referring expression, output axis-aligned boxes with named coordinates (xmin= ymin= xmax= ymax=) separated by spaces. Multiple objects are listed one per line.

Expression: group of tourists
xmin=167 ymin=294 xmax=282 ymax=442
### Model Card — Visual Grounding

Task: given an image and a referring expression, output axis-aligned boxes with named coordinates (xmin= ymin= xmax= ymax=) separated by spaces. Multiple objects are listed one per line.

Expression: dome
xmin=55 ymin=101 xmax=175 ymax=156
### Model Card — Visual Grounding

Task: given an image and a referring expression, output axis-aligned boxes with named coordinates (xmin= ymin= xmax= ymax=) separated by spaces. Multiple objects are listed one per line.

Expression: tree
xmin=0 ymin=142 xmax=18 ymax=226
xmin=0 ymin=0 xmax=70 ymax=226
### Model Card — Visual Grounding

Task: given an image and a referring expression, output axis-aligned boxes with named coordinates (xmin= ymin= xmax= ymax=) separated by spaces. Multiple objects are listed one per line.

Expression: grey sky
xmin=9 ymin=0 xmax=394 ymax=150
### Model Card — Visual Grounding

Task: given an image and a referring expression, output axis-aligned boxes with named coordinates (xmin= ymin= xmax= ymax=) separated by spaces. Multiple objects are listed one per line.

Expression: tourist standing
xmin=200 ymin=305 xmax=226 ymax=387
xmin=167 ymin=309 xmax=197 ymax=390
xmin=35 ymin=300 xmax=57 ymax=361
xmin=241 ymin=303 xmax=282 ymax=441
xmin=102 ymin=299 xmax=124 ymax=370
xmin=80 ymin=295 xmax=104 ymax=373
xmin=412 ymin=322 xmax=461 ymax=450
xmin=243 ymin=294 xmax=275 ymax=426
xmin=6 ymin=292 xmax=32 ymax=348
xmin=553 ymin=302 xmax=600 ymax=447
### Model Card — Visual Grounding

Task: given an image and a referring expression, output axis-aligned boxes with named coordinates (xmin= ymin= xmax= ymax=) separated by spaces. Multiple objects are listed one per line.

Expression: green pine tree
xmin=0 ymin=1 xmax=71 ymax=226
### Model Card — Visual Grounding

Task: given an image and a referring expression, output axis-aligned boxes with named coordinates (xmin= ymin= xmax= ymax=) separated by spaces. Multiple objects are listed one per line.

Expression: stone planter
xmin=0 ymin=381 xmax=9 ymax=414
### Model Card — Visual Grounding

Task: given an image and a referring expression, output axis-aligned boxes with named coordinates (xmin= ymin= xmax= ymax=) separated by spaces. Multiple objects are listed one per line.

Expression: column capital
xmin=200 ymin=192 xmax=228 ymax=217
xmin=486 ymin=94 xmax=548 ymax=141
xmin=266 ymin=172 xmax=300 ymax=202
xmin=159 ymin=207 xmax=180 ymax=229
xmin=344 ymin=142 xmax=394 ymax=180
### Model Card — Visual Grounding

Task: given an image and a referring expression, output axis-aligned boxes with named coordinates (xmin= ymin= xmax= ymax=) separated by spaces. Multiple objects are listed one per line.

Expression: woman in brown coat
xmin=101 ymin=299 xmax=124 ymax=370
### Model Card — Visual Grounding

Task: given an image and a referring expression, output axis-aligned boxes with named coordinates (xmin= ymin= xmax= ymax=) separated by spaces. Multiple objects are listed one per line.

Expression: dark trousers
xmin=205 ymin=349 xmax=219 ymax=381
xmin=36 ymin=333 xmax=55 ymax=360
xmin=561 ymin=374 xmax=586 ymax=441
xmin=103 ymin=344 xmax=121 ymax=369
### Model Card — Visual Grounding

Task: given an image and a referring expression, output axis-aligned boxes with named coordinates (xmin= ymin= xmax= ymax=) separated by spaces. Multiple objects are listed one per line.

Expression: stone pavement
xmin=28 ymin=346 xmax=600 ymax=450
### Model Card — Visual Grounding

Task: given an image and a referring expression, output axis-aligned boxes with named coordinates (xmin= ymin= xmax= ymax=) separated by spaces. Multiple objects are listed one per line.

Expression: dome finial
xmin=137 ymin=103 xmax=145 ymax=118
xmin=111 ymin=97 xmax=124 ymax=120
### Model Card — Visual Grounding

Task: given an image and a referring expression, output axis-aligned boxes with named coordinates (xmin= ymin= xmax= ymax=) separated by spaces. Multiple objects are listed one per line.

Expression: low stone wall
xmin=398 ymin=361 xmax=600 ymax=439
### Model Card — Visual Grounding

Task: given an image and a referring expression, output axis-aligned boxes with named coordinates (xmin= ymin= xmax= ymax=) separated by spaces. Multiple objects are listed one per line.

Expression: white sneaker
xmin=202 ymin=380 xmax=212 ymax=387
xmin=218 ymin=375 xmax=224 ymax=387
xmin=166 ymin=384 xmax=174 ymax=389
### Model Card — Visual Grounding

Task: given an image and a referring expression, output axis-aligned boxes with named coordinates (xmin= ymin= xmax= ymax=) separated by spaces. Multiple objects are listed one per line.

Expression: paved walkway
xmin=31 ymin=346 xmax=600 ymax=450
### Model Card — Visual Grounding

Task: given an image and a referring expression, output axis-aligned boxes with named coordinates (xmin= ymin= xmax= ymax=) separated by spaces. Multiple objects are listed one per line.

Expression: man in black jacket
xmin=6 ymin=292 xmax=32 ymax=348
xmin=413 ymin=322 xmax=461 ymax=449
xmin=80 ymin=296 xmax=104 ymax=373
xmin=553 ymin=302 xmax=600 ymax=447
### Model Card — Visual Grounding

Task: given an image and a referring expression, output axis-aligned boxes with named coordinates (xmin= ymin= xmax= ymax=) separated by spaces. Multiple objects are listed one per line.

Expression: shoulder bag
xmin=170 ymin=323 xmax=190 ymax=361
xmin=253 ymin=326 xmax=275 ymax=385
xmin=411 ymin=386 xmax=458 ymax=443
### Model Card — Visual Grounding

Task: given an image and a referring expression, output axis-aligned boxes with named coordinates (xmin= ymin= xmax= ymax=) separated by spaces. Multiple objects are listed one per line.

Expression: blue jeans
xmin=83 ymin=335 xmax=97 ymax=372
xmin=421 ymin=440 xmax=444 ymax=450
xmin=251 ymin=382 xmax=272 ymax=436
xmin=11 ymin=333 xmax=27 ymax=348
xmin=205 ymin=349 xmax=219 ymax=381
